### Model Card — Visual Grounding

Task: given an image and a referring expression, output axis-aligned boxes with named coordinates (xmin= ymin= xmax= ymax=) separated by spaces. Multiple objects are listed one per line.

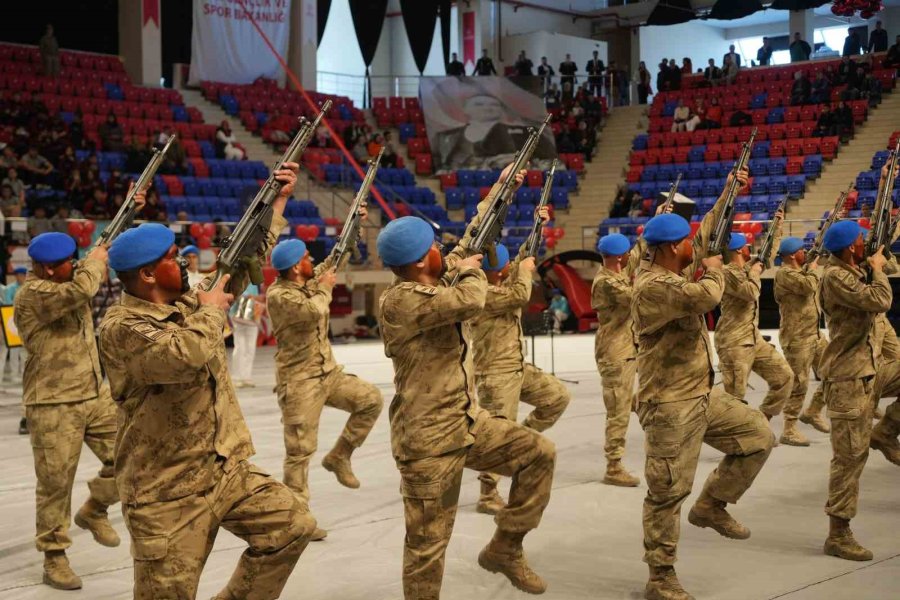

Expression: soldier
xmin=16 ymin=231 xmax=124 ymax=590
xmin=471 ymin=236 xmax=570 ymax=514
xmin=714 ymin=213 xmax=795 ymax=430
xmin=633 ymin=167 xmax=775 ymax=600
xmin=180 ymin=244 xmax=204 ymax=288
xmin=591 ymin=232 xmax=641 ymax=487
xmin=98 ymin=163 xmax=316 ymax=600
xmin=773 ymin=237 xmax=831 ymax=446
xmin=377 ymin=166 xmax=556 ymax=598
xmin=817 ymin=220 xmax=892 ymax=561
xmin=266 ymin=234 xmax=384 ymax=541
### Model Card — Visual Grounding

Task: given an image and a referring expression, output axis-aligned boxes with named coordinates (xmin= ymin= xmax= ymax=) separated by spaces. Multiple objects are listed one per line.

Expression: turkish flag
xmin=143 ymin=0 xmax=159 ymax=28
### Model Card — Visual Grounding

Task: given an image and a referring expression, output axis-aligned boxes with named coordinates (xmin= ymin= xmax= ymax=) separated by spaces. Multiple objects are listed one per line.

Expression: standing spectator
xmin=473 ymin=49 xmax=497 ymax=76
xmin=215 ymin=120 xmax=245 ymax=160
xmin=98 ymin=114 xmax=124 ymax=152
xmin=585 ymin=50 xmax=605 ymax=97
xmin=514 ymin=51 xmax=533 ymax=77
xmin=537 ymin=57 xmax=555 ymax=90
xmin=723 ymin=44 xmax=742 ymax=68
xmin=18 ymin=148 xmax=54 ymax=187
xmin=681 ymin=57 xmax=693 ymax=74
xmin=722 ymin=55 xmax=739 ymax=85
xmin=886 ymin=35 xmax=900 ymax=69
xmin=843 ymin=30 xmax=862 ymax=57
xmin=636 ymin=61 xmax=652 ymax=105
xmin=667 ymin=58 xmax=681 ymax=90
xmin=446 ymin=52 xmax=464 ymax=76
xmin=656 ymin=60 xmax=670 ymax=93
xmin=549 ymin=289 xmax=570 ymax=333
xmin=559 ymin=53 xmax=578 ymax=89
xmin=614 ymin=63 xmax=630 ymax=106
xmin=704 ymin=58 xmax=722 ymax=86
xmin=39 ymin=24 xmax=60 ymax=77
xmin=757 ymin=37 xmax=773 ymax=66
xmin=868 ymin=21 xmax=888 ymax=53
xmin=790 ymin=32 xmax=812 ymax=63
xmin=790 ymin=70 xmax=812 ymax=105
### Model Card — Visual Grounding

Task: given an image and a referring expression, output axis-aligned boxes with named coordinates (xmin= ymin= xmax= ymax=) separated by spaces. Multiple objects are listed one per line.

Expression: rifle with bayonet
xmin=450 ymin=114 xmax=551 ymax=285
xmin=806 ymin=183 xmax=853 ymax=265
xmin=865 ymin=139 xmax=899 ymax=261
xmin=326 ymin=147 xmax=383 ymax=271
xmin=201 ymin=100 xmax=332 ymax=292
xmin=96 ymin=134 xmax=176 ymax=247
xmin=754 ymin=195 xmax=788 ymax=268
xmin=707 ymin=128 xmax=757 ymax=257
xmin=522 ymin=158 xmax=557 ymax=258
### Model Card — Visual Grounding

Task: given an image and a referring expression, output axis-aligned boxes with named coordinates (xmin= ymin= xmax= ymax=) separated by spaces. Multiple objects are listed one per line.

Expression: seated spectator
xmin=836 ymin=56 xmax=855 ymax=85
xmin=367 ymin=133 xmax=384 ymax=159
xmin=556 ymin=127 xmax=577 ymax=154
xmin=49 ymin=204 xmax=72 ymax=234
xmin=561 ymin=81 xmax=574 ymax=103
xmin=729 ymin=109 xmax=753 ymax=127
xmin=671 ymin=99 xmax=692 ymax=132
xmin=681 ymin=57 xmax=693 ymax=74
xmin=842 ymin=67 xmax=867 ymax=100
xmin=703 ymin=58 xmax=722 ymax=87
xmin=858 ymin=72 xmax=882 ymax=107
xmin=56 ymin=145 xmax=77 ymax=178
xmin=215 ymin=120 xmax=245 ymax=160
xmin=834 ymin=100 xmax=854 ymax=138
xmin=702 ymin=96 xmax=723 ymax=129
xmin=810 ymin=71 xmax=831 ymax=104
xmin=790 ymin=71 xmax=811 ymax=105
xmin=18 ymin=147 xmax=54 ymax=187
xmin=27 ymin=205 xmax=52 ymax=238
xmin=83 ymin=187 xmax=111 ymax=220
xmin=885 ymin=35 xmax=900 ymax=69
xmin=3 ymin=167 xmax=26 ymax=198
xmin=0 ymin=146 xmax=18 ymax=170
xmin=268 ymin=110 xmax=294 ymax=144
xmin=98 ymin=113 xmax=124 ymax=152
xmin=142 ymin=189 xmax=167 ymax=222
xmin=314 ymin=125 xmax=330 ymax=148
xmin=160 ymin=136 xmax=188 ymax=174
xmin=822 ymin=64 xmax=837 ymax=85
xmin=106 ymin=168 xmax=128 ymax=199
xmin=721 ymin=55 xmax=738 ymax=85
xmin=381 ymin=131 xmax=398 ymax=168
xmin=813 ymin=105 xmax=837 ymax=137
xmin=68 ymin=111 xmax=86 ymax=149
xmin=351 ymin=135 xmax=369 ymax=164
xmin=575 ymin=121 xmax=595 ymax=161
xmin=610 ymin=187 xmax=629 ymax=218
xmin=126 ymin=139 xmax=154 ymax=173
xmin=686 ymin=98 xmax=705 ymax=132
xmin=545 ymin=84 xmax=561 ymax=109
xmin=0 ymin=182 xmax=23 ymax=217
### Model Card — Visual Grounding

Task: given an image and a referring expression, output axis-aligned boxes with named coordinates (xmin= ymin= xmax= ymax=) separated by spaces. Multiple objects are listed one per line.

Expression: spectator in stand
xmin=585 ymin=50 xmax=605 ymax=97
xmin=0 ymin=146 xmax=18 ymax=170
xmin=39 ymin=24 xmax=60 ymax=77
xmin=352 ymin=135 xmax=369 ymax=164
xmin=729 ymin=109 xmax=753 ymax=127
xmin=106 ymin=168 xmax=127 ymax=199
xmin=381 ymin=131 xmax=398 ymax=168
xmin=868 ymin=21 xmax=888 ymax=53
xmin=687 ymin=98 xmax=706 ymax=132
xmin=614 ymin=62 xmax=630 ymax=106
xmin=3 ymin=167 xmax=26 ymax=199
xmin=18 ymin=147 xmax=54 ymax=187
xmin=757 ymin=37 xmax=773 ymax=66
xmin=367 ymin=133 xmax=384 ymax=159
xmin=858 ymin=71 xmax=883 ymax=106
xmin=57 ymin=145 xmax=77 ymax=178
xmin=447 ymin=52 xmax=464 ymax=76
xmin=537 ymin=57 xmax=555 ymax=90
xmin=0 ymin=183 xmax=23 ymax=217
xmin=142 ymin=189 xmax=167 ymax=222
xmin=671 ymin=99 xmax=692 ymax=132
xmin=49 ymin=204 xmax=72 ymax=234
xmin=544 ymin=83 xmax=561 ymax=109
xmin=27 ymin=205 xmax=51 ymax=238
xmin=843 ymin=30 xmax=862 ymax=57
xmin=704 ymin=58 xmax=722 ymax=87
xmin=790 ymin=32 xmax=812 ymax=63
xmin=636 ymin=61 xmax=652 ymax=105
xmin=556 ymin=126 xmax=576 ymax=154
xmin=267 ymin=110 xmax=293 ymax=144
xmin=810 ymin=71 xmax=831 ymax=103
xmin=514 ymin=51 xmax=534 ymax=76
xmin=68 ymin=110 xmax=86 ymax=149
xmin=559 ymin=53 xmax=578 ymax=89
xmin=836 ymin=55 xmax=855 ymax=85
xmin=575 ymin=120 xmax=595 ymax=161
xmin=667 ymin=58 xmax=681 ymax=91
xmin=833 ymin=100 xmax=853 ymax=138
xmin=813 ymin=104 xmax=837 ymax=137
xmin=98 ymin=113 xmax=124 ymax=152
xmin=723 ymin=44 xmax=742 ymax=68
xmin=656 ymin=60 xmax=670 ymax=93
xmin=83 ymin=186 xmax=110 ymax=220
xmin=313 ymin=125 xmax=330 ymax=149
xmin=722 ymin=55 xmax=739 ymax=85
xmin=681 ymin=57 xmax=693 ymax=74
xmin=126 ymin=139 xmax=153 ymax=173
xmin=561 ymin=80 xmax=574 ymax=104
xmin=473 ymin=49 xmax=497 ymax=75
xmin=215 ymin=120 xmax=245 ymax=160
xmin=610 ymin=187 xmax=630 ymax=218
xmin=842 ymin=66 xmax=866 ymax=100
xmin=886 ymin=35 xmax=900 ymax=69
xmin=703 ymin=96 xmax=723 ymax=129
xmin=790 ymin=70 xmax=812 ymax=105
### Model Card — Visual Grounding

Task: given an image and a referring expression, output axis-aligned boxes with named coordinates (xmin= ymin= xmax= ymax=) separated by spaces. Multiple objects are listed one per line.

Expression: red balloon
xmin=68 ymin=221 xmax=85 ymax=237
xmin=745 ymin=232 xmax=755 ymax=245
xmin=546 ymin=237 xmax=557 ymax=250
xmin=636 ymin=225 xmax=645 ymax=235
xmin=306 ymin=225 xmax=320 ymax=240
xmin=78 ymin=233 xmax=92 ymax=248
xmin=202 ymin=223 xmax=216 ymax=238
xmin=83 ymin=220 xmax=96 ymax=234
xmin=294 ymin=225 xmax=305 ymax=238
xmin=189 ymin=223 xmax=204 ymax=238
xmin=197 ymin=235 xmax=212 ymax=250
xmin=554 ymin=227 xmax=565 ymax=239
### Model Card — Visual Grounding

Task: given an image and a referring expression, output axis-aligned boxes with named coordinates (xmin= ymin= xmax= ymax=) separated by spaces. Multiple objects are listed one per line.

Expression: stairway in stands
xmin=554 ymin=104 xmax=647 ymax=254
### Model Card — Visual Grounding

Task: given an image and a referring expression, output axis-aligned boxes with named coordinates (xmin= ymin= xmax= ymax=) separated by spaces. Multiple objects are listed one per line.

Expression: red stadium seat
xmin=415 ymin=153 xmax=432 ymax=175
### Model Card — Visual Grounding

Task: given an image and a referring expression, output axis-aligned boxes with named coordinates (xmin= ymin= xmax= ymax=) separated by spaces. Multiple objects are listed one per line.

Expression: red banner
xmin=143 ymin=0 xmax=159 ymax=28
xmin=462 ymin=11 xmax=475 ymax=69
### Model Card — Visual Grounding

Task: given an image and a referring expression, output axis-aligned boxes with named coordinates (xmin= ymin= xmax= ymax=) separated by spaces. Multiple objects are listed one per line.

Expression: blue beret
xmin=13 ymin=267 xmax=27 ymax=274
xmin=180 ymin=245 xmax=199 ymax=256
xmin=598 ymin=233 xmax=631 ymax=256
xmin=643 ymin=213 xmax=691 ymax=245
xmin=823 ymin=220 xmax=864 ymax=253
xmin=778 ymin=237 xmax=804 ymax=255
xmin=109 ymin=223 xmax=175 ymax=271
xmin=28 ymin=232 xmax=76 ymax=264
xmin=271 ymin=239 xmax=307 ymax=271
xmin=483 ymin=243 xmax=510 ymax=271
xmin=377 ymin=217 xmax=434 ymax=267
xmin=728 ymin=232 xmax=747 ymax=251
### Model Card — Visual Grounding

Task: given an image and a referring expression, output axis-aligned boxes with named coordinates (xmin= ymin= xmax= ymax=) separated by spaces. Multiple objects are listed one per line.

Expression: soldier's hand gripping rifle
xmin=707 ymin=128 xmax=757 ymax=257
xmin=806 ymin=182 xmax=853 ymax=265
xmin=450 ymin=114 xmax=552 ymax=285
xmin=865 ymin=139 xmax=899 ymax=261
xmin=201 ymin=101 xmax=332 ymax=293
xmin=523 ymin=158 xmax=557 ymax=258
xmin=326 ymin=148 xmax=383 ymax=271
xmin=753 ymin=195 xmax=788 ymax=268
xmin=95 ymin=134 xmax=176 ymax=247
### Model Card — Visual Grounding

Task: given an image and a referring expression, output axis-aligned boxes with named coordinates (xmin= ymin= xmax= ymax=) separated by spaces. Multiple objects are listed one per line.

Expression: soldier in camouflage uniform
xmin=714 ymin=211 xmax=794 ymax=430
xmin=773 ymin=237 xmax=831 ymax=446
xmin=471 ymin=226 xmax=570 ymax=514
xmin=591 ymin=232 xmax=642 ymax=487
xmin=266 ymin=224 xmax=383 ymax=541
xmin=633 ymin=167 xmax=775 ymax=600
xmin=98 ymin=164 xmax=316 ymax=600
xmin=16 ymin=231 xmax=126 ymax=591
xmin=816 ymin=219 xmax=892 ymax=562
xmin=378 ymin=166 xmax=556 ymax=599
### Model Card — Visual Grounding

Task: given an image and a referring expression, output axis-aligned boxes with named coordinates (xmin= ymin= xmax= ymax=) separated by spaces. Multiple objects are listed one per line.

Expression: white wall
xmin=502 ymin=31 xmax=607 ymax=74
xmin=640 ymin=21 xmax=730 ymax=74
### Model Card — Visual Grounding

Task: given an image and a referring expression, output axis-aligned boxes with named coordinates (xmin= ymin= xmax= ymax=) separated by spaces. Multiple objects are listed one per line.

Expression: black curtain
xmin=439 ymin=0 xmax=451 ymax=74
xmin=161 ymin=0 xmax=192 ymax=88
xmin=317 ymin=0 xmax=332 ymax=46
xmin=349 ymin=0 xmax=388 ymax=108
xmin=708 ymin=0 xmax=763 ymax=20
xmin=399 ymin=0 xmax=439 ymax=75
xmin=770 ymin=0 xmax=829 ymax=9
xmin=0 ymin=0 xmax=118 ymax=54
xmin=647 ymin=0 xmax=695 ymax=26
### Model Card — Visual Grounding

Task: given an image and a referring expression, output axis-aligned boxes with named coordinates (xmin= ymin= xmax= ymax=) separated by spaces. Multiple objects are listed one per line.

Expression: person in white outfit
xmin=230 ymin=282 xmax=264 ymax=387
xmin=180 ymin=245 xmax=205 ymax=288
xmin=216 ymin=120 xmax=245 ymax=161
xmin=1 ymin=267 xmax=26 ymax=384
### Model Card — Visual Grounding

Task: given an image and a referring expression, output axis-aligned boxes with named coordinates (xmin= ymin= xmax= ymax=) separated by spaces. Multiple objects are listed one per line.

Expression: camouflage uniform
xmin=266 ymin=273 xmax=383 ymax=504
xmin=715 ymin=261 xmax=794 ymax=418
xmin=14 ymin=258 xmax=119 ymax=554
xmin=868 ymin=255 xmax=900 ymax=462
xmin=98 ymin=215 xmax=315 ymax=600
xmin=818 ymin=256 xmax=892 ymax=521
xmin=633 ymin=193 xmax=774 ymax=569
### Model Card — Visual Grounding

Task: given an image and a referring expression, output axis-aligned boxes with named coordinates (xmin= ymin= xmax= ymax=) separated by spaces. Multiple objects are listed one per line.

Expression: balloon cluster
xmin=67 ymin=220 xmax=97 ymax=248
xmin=542 ymin=225 xmax=565 ymax=250
xmin=189 ymin=222 xmax=217 ymax=249
xmin=831 ymin=0 xmax=883 ymax=19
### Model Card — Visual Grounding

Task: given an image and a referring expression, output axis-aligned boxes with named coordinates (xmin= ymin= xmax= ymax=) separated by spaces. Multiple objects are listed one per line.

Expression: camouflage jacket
xmin=714 ymin=262 xmax=762 ymax=350
xmin=15 ymin=258 xmax=107 ymax=406
xmin=591 ymin=244 xmax=642 ymax=364
xmin=471 ymin=257 xmax=532 ymax=376
xmin=818 ymin=256 xmax=892 ymax=382
xmin=773 ymin=265 xmax=822 ymax=348
xmin=267 ymin=277 xmax=336 ymax=384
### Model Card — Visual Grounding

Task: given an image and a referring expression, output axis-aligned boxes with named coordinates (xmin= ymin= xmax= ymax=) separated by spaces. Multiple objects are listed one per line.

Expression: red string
xmin=233 ymin=0 xmax=395 ymax=219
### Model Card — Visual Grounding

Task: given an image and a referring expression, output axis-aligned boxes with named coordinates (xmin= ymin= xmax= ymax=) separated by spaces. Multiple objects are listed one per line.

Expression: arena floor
xmin=0 ymin=332 xmax=897 ymax=600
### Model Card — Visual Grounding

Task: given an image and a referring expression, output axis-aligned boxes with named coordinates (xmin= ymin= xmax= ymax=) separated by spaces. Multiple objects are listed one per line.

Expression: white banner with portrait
xmin=420 ymin=77 xmax=556 ymax=173
xmin=189 ymin=0 xmax=292 ymax=85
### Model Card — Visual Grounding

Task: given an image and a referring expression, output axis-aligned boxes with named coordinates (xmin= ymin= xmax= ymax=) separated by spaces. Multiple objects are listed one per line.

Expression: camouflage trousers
xmin=871 ymin=357 xmax=900 ymax=441
xmin=718 ymin=338 xmax=794 ymax=417
xmin=397 ymin=416 xmax=556 ymax=599
xmin=597 ymin=358 xmax=637 ymax=461
xmin=824 ymin=377 xmax=875 ymax=520
xmin=280 ymin=367 xmax=383 ymax=504
xmin=782 ymin=337 xmax=827 ymax=420
xmin=124 ymin=460 xmax=316 ymax=600
xmin=26 ymin=393 xmax=118 ymax=553
xmin=637 ymin=388 xmax=774 ymax=566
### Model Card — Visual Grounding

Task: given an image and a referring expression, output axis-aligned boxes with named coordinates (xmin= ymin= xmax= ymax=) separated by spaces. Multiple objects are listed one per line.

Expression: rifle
xmin=201 ymin=101 xmax=332 ymax=292
xmin=450 ymin=114 xmax=551 ymax=285
xmin=661 ymin=172 xmax=683 ymax=214
xmin=327 ymin=148 xmax=383 ymax=270
xmin=523 ymin=158 xmax=557 ymax=258
xmin=806 ymin=183 xmax=853 ymax=265
xmin=865 ymin=139 xmax=899 ymax=260
xmin=96 ymin=134 xmax=176 ymax=247
xmin=707 ymin=128 xmax=756 ymax=257
xmin=754 ymin=196 xmax=788 ymax=268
